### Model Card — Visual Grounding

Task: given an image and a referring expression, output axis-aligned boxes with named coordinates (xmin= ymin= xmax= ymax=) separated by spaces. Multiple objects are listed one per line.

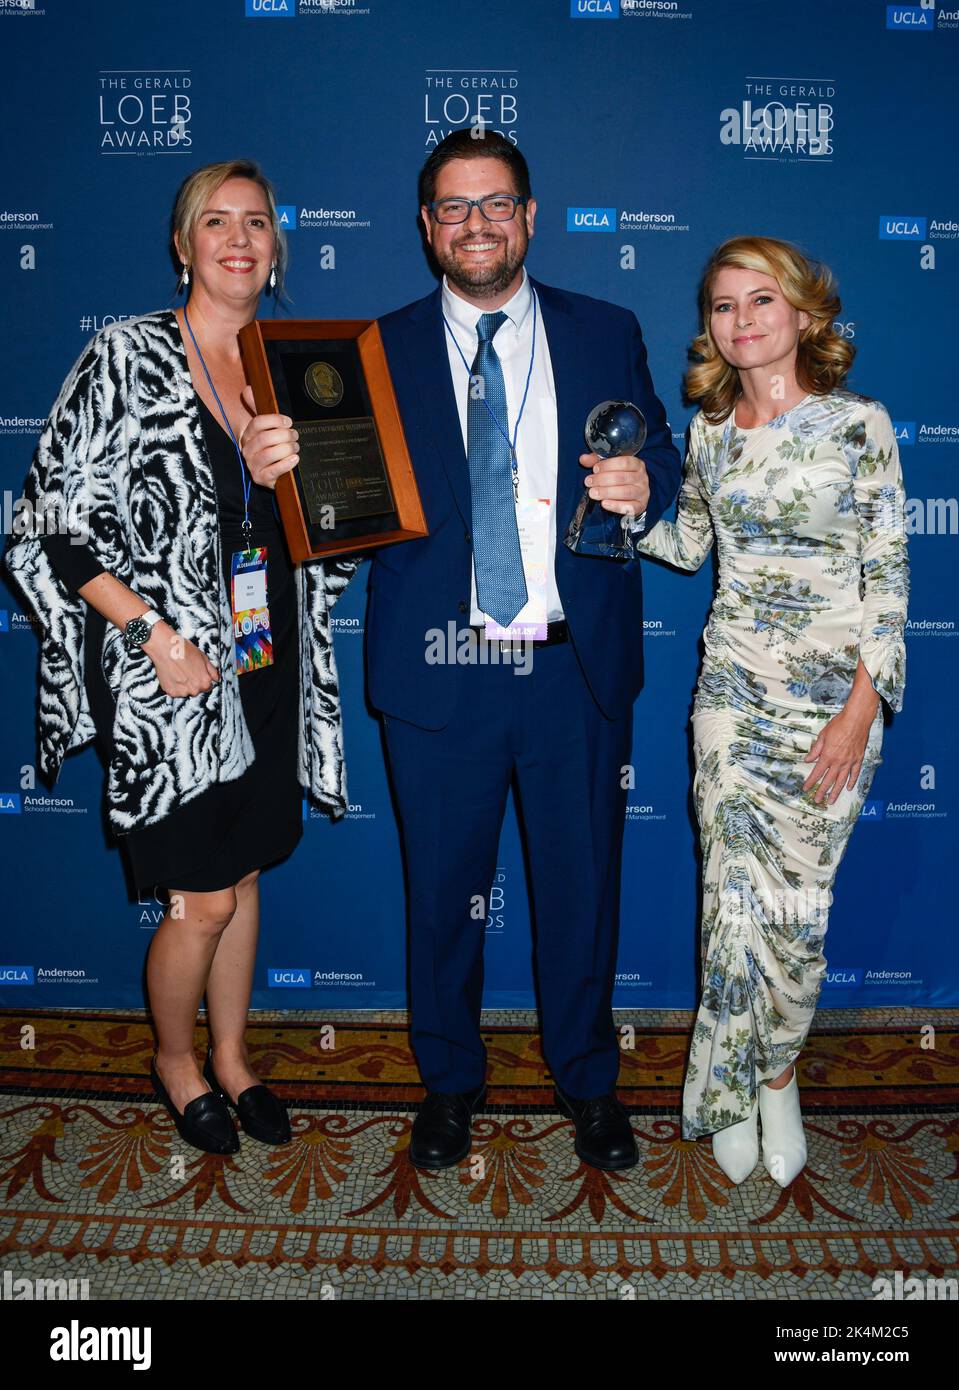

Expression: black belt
xmin=469 ymin=619 xmax=569 ymax=647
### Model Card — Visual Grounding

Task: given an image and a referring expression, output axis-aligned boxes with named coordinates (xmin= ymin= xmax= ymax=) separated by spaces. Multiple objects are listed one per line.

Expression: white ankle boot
xmin=758 ymin=1072 xmax=807 ymax=1186
xmin=711 ymin=1103 xmax=759 ymax=1183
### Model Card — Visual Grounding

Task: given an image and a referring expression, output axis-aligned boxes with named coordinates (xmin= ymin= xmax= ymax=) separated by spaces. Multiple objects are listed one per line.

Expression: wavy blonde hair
xmin=170 ymin=158 xmax=288 ymax=299
xmin=686 ymin=236 xmax=854 ymax=423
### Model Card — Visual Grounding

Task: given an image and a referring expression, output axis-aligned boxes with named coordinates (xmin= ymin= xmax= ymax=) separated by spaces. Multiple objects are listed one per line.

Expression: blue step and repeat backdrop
xmin=0 ymin=0 xmax=956 ymax=1011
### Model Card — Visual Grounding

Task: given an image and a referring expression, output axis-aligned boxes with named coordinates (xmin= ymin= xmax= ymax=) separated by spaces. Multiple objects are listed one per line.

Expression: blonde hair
xmin=686 ymin=236 xmax=854 ymax=423
xmin=170 ymin=158 xmax=288 ymax=299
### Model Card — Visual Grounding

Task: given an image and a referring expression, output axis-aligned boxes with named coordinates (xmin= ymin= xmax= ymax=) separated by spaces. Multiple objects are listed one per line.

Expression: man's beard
xmin=435 ymin=233 xmax=527 ymax=299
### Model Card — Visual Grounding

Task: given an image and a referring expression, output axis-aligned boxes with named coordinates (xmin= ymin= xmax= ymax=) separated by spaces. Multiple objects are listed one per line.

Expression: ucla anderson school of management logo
xmin=887 ymin=2 xmax=959 ymax=31
xmin=245 ymin=0 xmax=372 ymax=16
xmin=570 ymin=0 xmax=692 ymax=17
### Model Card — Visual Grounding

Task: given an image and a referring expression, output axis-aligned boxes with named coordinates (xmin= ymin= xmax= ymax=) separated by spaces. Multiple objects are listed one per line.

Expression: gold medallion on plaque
xmin=304 ymin=361 xmax=345 ymax=408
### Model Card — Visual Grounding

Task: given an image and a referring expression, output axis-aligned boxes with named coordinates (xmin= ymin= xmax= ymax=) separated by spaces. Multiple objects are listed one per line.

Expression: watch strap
xmin=124 ymin=609 xmax=163 ymax=650
xmin=139 ymin=609 xmax=163 ymax=632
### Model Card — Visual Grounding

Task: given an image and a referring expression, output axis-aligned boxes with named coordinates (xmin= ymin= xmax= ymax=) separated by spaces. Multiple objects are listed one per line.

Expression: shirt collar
xmin=441 ymin=268 xmax=532 ymax=338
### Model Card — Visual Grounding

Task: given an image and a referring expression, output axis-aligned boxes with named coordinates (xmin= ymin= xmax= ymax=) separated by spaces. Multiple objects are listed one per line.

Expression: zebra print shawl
xmin=5 ymin=310 xmax=358 ymax=833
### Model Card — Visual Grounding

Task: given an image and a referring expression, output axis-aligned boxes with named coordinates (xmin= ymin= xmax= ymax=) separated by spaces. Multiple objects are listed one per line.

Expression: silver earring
xmin=178 ymin=264 xmax=190 ymax=293
xmin=269 ymin=264 xmax=277 ymax=293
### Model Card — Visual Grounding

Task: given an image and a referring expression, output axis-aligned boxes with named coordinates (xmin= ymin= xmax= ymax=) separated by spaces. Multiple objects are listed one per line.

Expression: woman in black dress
xmin=7 ymin=160 xmax=355 ymax=1153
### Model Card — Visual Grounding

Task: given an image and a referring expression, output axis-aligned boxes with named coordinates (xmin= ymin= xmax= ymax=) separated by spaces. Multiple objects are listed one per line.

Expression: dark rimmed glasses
xmin=427 ymin=194 xmax=528 ymax=225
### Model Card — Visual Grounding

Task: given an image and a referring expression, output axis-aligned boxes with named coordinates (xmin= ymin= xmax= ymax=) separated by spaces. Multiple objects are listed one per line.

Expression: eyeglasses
xmin=427 ymin=194 xmax=528 ymax=225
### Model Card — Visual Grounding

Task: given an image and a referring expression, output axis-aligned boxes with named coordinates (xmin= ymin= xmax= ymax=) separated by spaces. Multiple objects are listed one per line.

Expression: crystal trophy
xmin=564 ymin=400 xmax=647 ymax=558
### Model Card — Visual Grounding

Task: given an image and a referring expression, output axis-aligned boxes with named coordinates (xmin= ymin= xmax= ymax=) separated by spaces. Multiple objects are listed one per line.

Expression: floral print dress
xmin=635 ymin=390 xmax=908 ymax=1139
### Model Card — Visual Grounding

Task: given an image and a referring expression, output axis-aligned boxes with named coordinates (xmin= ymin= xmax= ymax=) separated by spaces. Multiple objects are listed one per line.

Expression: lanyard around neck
xmin=443 ymin=290 xmax=538 ymax=496
xmin=183 ymin=304 xmax=253 ymax=546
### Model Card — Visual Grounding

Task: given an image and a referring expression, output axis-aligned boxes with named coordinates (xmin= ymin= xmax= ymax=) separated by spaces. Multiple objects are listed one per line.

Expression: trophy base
xmin=564 ymin=497 xmax=637 ymax=560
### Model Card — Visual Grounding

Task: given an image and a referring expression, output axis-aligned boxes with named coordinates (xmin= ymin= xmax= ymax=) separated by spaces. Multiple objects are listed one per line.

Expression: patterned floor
xmin=1 ymin=1007 xmax=957 ymax=1301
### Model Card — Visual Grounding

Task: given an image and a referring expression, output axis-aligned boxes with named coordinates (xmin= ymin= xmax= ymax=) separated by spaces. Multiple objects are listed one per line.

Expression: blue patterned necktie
xmin=467 ymin=311 xmax=528 ymax=627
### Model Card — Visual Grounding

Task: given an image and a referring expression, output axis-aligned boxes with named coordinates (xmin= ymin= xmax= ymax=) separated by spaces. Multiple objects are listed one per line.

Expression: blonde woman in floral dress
xmin=635 ymin=237 xmax=908 ymax=1186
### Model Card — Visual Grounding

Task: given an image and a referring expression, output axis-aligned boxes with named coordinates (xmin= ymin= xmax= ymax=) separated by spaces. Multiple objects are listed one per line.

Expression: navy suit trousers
xmin=383 ymin=639 xmax=632 ymax=1098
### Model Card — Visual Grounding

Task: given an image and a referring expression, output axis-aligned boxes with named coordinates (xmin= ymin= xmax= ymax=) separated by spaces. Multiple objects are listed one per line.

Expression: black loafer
xmin=554 ymin=1087 xmax=638 ymax=1171
xmin=410 ymin=1085 xmax=486 ymax=1170
xmin=150 ymin=1056 xmax=239 ymax=1155
xmin=204 ymin=1049 xmax=292 ymax=1146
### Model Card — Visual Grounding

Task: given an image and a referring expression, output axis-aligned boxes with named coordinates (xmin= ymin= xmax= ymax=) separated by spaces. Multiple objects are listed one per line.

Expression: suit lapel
xmin=401 ymin=289 xmax=472 ymax=528
xmin=398 ymin=280 xmax=588 ymax=534
xmin=532 ymin=280 xmax=587 ymax=534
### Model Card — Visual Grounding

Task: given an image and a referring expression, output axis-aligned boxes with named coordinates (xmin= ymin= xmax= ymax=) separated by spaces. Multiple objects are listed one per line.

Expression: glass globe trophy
xmin=564 ymin=400 xmax=648 ymax=557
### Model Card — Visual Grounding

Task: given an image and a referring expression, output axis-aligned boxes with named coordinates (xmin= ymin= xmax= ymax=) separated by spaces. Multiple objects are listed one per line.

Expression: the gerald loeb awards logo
xmin=721 ymin=76 xmax=834 ymax=160
xmin=98 ymin=69 xmax=192 ymax=153
xmin=424 ymin=67 xmax=519 ymax=150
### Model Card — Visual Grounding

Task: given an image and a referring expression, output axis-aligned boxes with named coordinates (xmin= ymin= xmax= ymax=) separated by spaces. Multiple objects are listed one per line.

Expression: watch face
xmin=125 ymin=618 xmax=150 ymax=649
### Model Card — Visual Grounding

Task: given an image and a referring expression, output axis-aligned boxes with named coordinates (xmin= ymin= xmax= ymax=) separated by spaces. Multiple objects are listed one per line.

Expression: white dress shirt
xmin=441 ymin=271 xmax=647 ymax=628
xmin=440 ymin=269 xmax=566 ymax=625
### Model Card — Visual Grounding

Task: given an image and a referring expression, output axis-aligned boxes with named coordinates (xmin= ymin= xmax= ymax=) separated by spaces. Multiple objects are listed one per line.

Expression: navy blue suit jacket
xmin=368 ymin=277 xmax=682 ymax=727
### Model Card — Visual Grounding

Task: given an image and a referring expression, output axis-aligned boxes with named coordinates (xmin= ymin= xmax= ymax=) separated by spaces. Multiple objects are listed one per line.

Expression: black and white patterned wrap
xmin=4 ymin=310 xmax=359 ymax=833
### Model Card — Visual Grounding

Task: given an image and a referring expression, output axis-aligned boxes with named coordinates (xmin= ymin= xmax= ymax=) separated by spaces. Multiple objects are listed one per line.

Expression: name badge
xmin=485 ymin=497 xmax=551 ymax=642
xmin=231 ymin=548 xmax=273 ymax=674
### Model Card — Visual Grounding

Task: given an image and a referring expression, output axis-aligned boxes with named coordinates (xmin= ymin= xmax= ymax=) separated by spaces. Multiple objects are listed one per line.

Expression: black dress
xmin=41 ymin=395 xmax=302 ymax=894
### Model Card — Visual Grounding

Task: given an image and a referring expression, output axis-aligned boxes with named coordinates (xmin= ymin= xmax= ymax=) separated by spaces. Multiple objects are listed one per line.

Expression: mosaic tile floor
xmin=1 ymin=1008 xmax=957 ymax=1301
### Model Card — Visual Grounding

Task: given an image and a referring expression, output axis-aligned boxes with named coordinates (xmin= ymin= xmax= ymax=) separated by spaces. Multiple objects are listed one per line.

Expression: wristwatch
xmin=123 ymin=609 xmax=163 ymax=654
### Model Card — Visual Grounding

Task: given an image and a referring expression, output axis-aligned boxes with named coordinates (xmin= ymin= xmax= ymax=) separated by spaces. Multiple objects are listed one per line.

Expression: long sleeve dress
xmin=634 ymin=389 xmax=909 ymax=1140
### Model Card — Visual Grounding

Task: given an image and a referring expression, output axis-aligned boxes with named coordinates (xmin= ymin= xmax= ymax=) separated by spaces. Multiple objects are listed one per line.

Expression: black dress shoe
xmin=204 ymin=1049 xmax=292 ymax=1146
xmin=554 ymin=1087 xmax=638 ymax=1171
xmin=150 ymin=1056 xmax=239 ymax=1155
xmin=410 ymin=1085 xmax=486 ymax=1170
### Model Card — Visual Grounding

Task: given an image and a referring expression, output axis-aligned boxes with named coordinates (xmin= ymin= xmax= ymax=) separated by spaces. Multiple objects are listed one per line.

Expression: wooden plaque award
xmin=238 ymin=318 xmax=428 ymax=562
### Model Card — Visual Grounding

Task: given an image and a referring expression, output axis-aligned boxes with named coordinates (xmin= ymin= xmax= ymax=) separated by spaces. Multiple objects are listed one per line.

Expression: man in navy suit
xmin=243 ymin=130 xmax=681 ymax=1172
